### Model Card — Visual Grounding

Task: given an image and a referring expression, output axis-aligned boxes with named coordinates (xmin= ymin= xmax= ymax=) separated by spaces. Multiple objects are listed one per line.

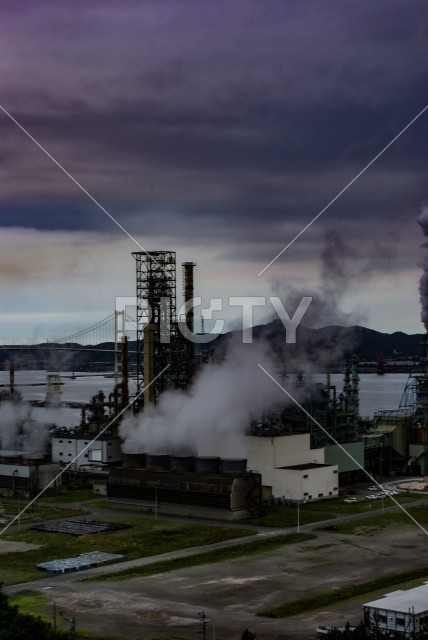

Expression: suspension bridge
xmin=49 ymin=312 xmax=136 ymax=346
xmin=0 ymin=312 xmax=138 ymax=375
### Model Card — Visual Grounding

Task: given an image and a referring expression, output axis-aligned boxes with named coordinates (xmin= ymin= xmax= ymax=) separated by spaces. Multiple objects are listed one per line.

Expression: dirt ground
xmin=0 ymin=539 xmax=40 ymax=554
xmin=34 ymin=523 xmax=428 ymax=640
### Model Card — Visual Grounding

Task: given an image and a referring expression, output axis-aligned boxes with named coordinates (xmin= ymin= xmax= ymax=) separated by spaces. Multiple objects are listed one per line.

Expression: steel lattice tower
xmin=133 ymin=251 xmax=177 ymax=411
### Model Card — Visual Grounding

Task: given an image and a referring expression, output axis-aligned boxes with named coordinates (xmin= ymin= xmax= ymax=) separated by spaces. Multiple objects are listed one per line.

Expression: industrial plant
xmin=1 ymin=249 xmax=428 ymax=520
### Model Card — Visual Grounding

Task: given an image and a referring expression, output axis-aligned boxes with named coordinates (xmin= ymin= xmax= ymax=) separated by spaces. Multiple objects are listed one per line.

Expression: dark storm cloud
xmin=0 ymin=0 xmax=428 ymax=265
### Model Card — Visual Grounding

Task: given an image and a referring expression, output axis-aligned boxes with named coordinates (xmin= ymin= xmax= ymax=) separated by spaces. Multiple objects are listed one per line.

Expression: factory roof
xmin=363 ymin=583 xmax=428 ymax=615
xmin=279 ymin=463 xmax=332 ymax=470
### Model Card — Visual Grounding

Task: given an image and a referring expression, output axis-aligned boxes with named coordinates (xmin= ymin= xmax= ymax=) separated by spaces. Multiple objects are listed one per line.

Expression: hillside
xmin=0 ymin=323 xmax=425 ymax=371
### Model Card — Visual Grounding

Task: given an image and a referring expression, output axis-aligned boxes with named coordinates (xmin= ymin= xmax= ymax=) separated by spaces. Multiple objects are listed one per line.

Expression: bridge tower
xmin=114 ymin=310 xmax=125 ymax=378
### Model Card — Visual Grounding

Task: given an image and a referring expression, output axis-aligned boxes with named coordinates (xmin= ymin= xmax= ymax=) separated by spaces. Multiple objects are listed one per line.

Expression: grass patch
xmin=86 ymin=532 xmax=315 ymax=582
xmin=241 ymin=493 xmax=425 ymax=528
xmin=40 ymin=489 xmax=101 ymax=504
xmin=0 ymin=499 xmax=86 ymax=525
xmin=242 ymin=506 xmax=336 ymax=527
xmin=9 ymin=590 xmax=51 ymax=620
xmin=7 ymin=590 xmax=121 ymax=639
xmin=329 ymin=503 xmax=428 ymax=535
xmin=0 ymin=517 xmax=254 ymax=585
xmin=258 ymin=565 xmax=428 ymax=618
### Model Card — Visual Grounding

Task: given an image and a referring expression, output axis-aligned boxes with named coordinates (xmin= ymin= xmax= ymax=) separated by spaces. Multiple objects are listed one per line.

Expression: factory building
xmin=362 ymin=341 xmax=428 ymax=476
xmin=245 ymin=433 xmax=338 ymax=501
xmin=51 ymin=433 xmax=122 ymax=470
xmin=0 ymin=451 xmax=60 ymax=498
xmin=363 ymin=583 xmax=428 ymax=637
xmin=106 ymin=250 xmax=344 ymax=517
xmin=107 ymin=455 xmax=262 ymax=520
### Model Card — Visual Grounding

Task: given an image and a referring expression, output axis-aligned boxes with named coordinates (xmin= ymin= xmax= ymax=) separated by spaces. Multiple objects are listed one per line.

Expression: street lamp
xmin=154 ymin=480 xmax=161 ymax=521
xmin=12 ymin=469 xmax=18 ymax=495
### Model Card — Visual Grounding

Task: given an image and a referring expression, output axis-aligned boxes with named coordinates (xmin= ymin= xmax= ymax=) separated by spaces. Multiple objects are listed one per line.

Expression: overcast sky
xmin=1 ymin=0 xmax=428 ymax=343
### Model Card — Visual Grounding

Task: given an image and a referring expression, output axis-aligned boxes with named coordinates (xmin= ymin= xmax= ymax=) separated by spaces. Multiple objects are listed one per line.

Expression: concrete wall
xmin=245 ymin=434 xmax=337 ymax=501
xmin=245 ymin=433 xmax=324 ymax=488
xmin=33 ymin=463 xmax=61 ymax=491
xmin=272 ymin=465 xmax=339 ymax=501
xmin=0 ymin=462 xmax=60 ymax=497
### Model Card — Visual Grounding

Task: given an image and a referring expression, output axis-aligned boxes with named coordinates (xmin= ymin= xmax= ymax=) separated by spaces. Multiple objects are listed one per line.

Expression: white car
xmin=365 ymin=494 xmax=377 ymax=500
xmin=344 ymin=497 xmax=358 ymax=503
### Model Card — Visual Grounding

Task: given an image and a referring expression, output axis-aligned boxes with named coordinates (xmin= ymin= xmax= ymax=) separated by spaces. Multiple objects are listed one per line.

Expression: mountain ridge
xmin=0 ymin=323 xmax=425 ymax=370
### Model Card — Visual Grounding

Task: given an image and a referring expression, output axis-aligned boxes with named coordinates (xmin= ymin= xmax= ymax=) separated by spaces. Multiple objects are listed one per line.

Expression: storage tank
xmin=146 ymin=454 xmax=170 ymax=470
xmin=169 ymin=455 xmax=195 ymax=472
xmin=221 ymin=458 xmax=247 ymax=475
xmin=122 ymin=453 xmax=146 ymax=469
xmin=195 ymin=456 xmax=221 ymax=474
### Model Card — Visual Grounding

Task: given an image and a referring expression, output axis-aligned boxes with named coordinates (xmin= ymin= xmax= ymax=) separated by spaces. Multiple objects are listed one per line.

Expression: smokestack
xmin=182 ymin=261 xmax=196 ymax=383
xmin=9 ymin=358 xmax=15 ymax=395
xmin=143 ymin=323 xmax=155 ymax=405
xmin=122 ymin=336 xmax=129 ymax=407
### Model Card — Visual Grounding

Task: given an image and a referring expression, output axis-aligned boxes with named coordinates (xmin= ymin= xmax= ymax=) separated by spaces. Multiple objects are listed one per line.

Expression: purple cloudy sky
xmin=1 ymin=0 xmax=428 ymax=342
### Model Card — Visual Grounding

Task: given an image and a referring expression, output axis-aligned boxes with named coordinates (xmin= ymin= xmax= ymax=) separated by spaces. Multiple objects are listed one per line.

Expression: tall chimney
xmin=9 ymin=358 xmax=15 ymax=395
xmin=182 ymin=261 xmax=196 ymax=383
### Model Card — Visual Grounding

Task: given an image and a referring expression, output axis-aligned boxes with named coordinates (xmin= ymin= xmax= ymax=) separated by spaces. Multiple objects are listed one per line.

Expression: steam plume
xmin=418 ymin=205 xmax=428 ymax=330
xmin=120 ymin=339 xmax=293 ymax=457
xmin=0 ymin=401 xmax=51 ymax=452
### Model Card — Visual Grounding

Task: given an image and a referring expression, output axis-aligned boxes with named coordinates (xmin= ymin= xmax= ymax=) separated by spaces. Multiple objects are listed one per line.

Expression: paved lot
xmin=11 ymin=523 xmax=427 ymax=640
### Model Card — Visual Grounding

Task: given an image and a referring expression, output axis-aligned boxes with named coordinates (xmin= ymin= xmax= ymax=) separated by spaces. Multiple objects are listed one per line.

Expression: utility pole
xmin=198 ymin=611 xmax=210 ymax=640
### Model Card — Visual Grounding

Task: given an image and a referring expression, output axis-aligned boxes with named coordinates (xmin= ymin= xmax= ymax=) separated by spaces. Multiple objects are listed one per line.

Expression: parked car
xmin=368 ymin=485 xmax=378 ymax=491
xmin=323 ymin=524 xmax=338 ymax=531
xmin=316 ymin=626 xmax=333 ymax=636
xmin=347 ymin=489 xmax=358 ymax=495
xmin=344 ymin=497 xmax=358 ymax=503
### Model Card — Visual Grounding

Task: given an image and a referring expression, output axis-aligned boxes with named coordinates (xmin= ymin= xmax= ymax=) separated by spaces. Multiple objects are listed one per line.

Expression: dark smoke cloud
xmin=418 ymin=205 xmax=428 ymax=329
xmin=272 ymin=230 xmax=393 ymax=330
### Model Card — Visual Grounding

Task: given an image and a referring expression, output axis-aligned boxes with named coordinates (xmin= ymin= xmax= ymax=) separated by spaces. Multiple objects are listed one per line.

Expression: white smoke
xmin=120 ymin=339 xmax=294 ymax=457
xmin=0 ymin=401 xmax=51 ymax=452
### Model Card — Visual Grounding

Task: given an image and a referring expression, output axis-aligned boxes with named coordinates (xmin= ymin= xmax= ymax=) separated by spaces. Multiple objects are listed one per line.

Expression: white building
xmin=245 ymin=433 xmax=338 ymax=501
xmin=363 ymin=583 xmax=428 ymax=637
xmin=0 ymin=451 xmax=61 ymax=498
xmin=51 ymin=434 xmax=122 ymax=470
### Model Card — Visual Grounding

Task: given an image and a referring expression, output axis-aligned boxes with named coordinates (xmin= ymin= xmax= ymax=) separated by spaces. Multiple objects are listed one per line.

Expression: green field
xmin=328 ymin=503 xmax=428 ymax=535
xmin=39 ymin=489 xmax=102 ymax=504
xmin=242 ymin=492 xmax=426 ymax=527
xmin=0 ymin=515 xmax=255 ymax=585
xmin=0 ymin=499 xmax=86 ymax=526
